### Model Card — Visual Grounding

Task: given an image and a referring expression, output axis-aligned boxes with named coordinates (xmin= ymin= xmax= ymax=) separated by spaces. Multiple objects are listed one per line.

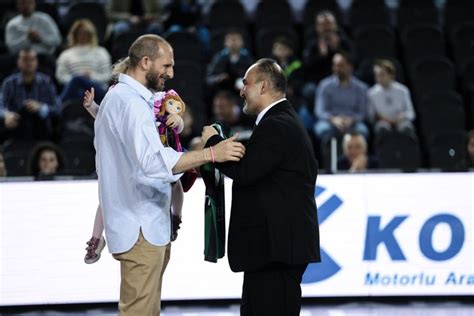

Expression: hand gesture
xmin=212 ymin=134 xmax=246 ymax=162
xmin=27 ymin=29 xmax=41 ymax=42
xmin=24 ymin=99 xmax=41 ymax=113
xmin=330 ymin=116 xmax=345 ymax=131
xmin=350 ymin=155 xmax=368 ymax=172
xmin=83 ymin=88 xmax=95 ymax=108
xmin=4 ymin=111 xmax=20 ymax=129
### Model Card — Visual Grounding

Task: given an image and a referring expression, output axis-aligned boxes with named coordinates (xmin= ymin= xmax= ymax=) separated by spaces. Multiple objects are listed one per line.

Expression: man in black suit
xmin=202 ymin=58 xmax=320 ymax=316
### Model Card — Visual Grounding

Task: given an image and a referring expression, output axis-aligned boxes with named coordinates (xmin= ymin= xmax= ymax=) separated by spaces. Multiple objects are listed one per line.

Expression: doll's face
xmin=166 ymin=99 xmax=184 ymax=115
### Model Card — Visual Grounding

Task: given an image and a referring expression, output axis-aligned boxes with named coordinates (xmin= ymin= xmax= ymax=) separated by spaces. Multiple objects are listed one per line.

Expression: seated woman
xmin=56 ymin=19 xmax=111 ymax=103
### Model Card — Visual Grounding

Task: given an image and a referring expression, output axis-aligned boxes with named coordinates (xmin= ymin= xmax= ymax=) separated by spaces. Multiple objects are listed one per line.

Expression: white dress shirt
xmin=255 ymin=98 xmax=287 ymax=126
xmin=367 ymin=82 xmax=415 ymax=121
xmin=94 ymin=74 xmax=183 ymax=254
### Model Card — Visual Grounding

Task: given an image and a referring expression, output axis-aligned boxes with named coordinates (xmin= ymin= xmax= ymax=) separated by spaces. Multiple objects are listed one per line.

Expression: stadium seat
xmin=354 ymin=25 xmax=396 ymax=61
xmin=165 ymin=31 xmax=203 ymax=63
xmin=401 ymin=24 xmax=445 ymax=62
xmin=207 ymin=0 xmax=247 ymax=31
xmin=427 ymin=130 xmax=467 ymax=170
xmin=376 ymin=132 xmax=422 ymax=171
xmin=450 ymin=22 xmax=474 ymax=68
xmin=349 ymin=0 xmax=390 ymax=31
xmin=397 ymin=0 xmax=439 ymax=32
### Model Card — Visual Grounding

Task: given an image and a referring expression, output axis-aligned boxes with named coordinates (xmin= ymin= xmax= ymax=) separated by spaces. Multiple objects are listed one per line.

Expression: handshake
xmin=199 ymin=126 xmax=246 ymax=163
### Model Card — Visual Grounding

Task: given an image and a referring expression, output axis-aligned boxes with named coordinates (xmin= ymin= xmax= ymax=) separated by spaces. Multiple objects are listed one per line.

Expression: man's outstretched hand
xmin=212 ymin=134 xmax=246 ymax=162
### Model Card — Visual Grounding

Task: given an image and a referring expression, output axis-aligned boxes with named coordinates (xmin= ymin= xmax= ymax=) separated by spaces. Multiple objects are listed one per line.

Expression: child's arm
xmin=166 ymin=114 xmax=184 ymax=133
xmin=83 ymin=88 xmax=99 ymax=119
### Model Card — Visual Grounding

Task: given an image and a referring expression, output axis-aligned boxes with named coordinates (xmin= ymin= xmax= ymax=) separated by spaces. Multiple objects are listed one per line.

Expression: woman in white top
xmin=56 ymin=19 xmax=111 ymax=103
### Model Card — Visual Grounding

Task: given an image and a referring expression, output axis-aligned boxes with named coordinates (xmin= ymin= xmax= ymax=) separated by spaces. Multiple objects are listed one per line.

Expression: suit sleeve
xmin=206 ymin=122 xmax=286 ymax=186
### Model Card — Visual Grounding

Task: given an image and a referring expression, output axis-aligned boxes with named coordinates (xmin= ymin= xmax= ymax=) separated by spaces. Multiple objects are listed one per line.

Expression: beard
xmin=146 ymin=68 xmax=165 ymax=92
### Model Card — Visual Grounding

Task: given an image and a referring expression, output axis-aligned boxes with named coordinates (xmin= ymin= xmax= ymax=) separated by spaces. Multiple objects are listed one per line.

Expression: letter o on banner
xmin=419 ymin=214 xmax=465 ymax=261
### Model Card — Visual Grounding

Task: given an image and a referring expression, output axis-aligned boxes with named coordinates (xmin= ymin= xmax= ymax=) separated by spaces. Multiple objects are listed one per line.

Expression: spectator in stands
xmin=211 ymin=90 xmax=253 ymax=140
xmin=302 ymin=11 xmax=352 ymax=106
xmin=368 ymin=59 xmax=416 ymax=140
xmin=272 ymin=36 xmax=313 ymax=129
xmin=0 ymin=151 xmax=6 ymax=177
xmin=272 ymin=37 xmax=304 ymax=105
xmin=163 ymin=0 xmax=210 ymax=51
xmin=314 ymin=52 xmax=369 ymax=145
xmin=467 ymin=130 xmax=474 ymax=168
xmin=5 ymin=0 xmax=61 ymax=56
xmin=28 ymin=142 xmax=64 ymax=179
xmin=189 ymin=90 xmax=255 ymax=150
xmin=56 ymin=19 xmax=111 ymax=103
xmin=206 ymin=29 xmax=253 ymax=96
xmin=106 ymin=0 xmax=162 ymax=39
xmin=0 ymin=48 xmax=60 ymax=140
xmin=338 ymin=133 xmax=378 ymax=172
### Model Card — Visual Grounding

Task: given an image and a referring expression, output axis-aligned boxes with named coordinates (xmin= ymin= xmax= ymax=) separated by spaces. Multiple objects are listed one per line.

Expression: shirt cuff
xmin=38 ymin=104 xmax=49 ymax=118
xmin=162 ymin=147 xmax=183 ymax=182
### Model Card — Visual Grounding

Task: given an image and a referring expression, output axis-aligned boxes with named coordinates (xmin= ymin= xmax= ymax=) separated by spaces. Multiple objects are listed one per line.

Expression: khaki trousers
xmin=113 ymin=231 xmax=171 ymax=316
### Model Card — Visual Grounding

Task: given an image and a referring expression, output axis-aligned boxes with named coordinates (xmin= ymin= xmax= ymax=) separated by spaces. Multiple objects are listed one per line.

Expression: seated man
xmin=338 ymin=133 xmax=378 ymax=173
xmin=0 ymin=48 xmax=60 ymax=140
xmin=368 ymin=59 xmax=416 ymax=139
xmin=314 ymin=52 xmax=369 ymax=145
xmin=5 ymin=0 xmax=61 ymax=56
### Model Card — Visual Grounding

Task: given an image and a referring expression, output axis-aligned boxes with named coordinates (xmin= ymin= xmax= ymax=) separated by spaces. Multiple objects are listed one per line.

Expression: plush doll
xmin=153 ymin=89 xmax=196 ymax=240
xmin=153 ymin=89 xmax=186 ymax=151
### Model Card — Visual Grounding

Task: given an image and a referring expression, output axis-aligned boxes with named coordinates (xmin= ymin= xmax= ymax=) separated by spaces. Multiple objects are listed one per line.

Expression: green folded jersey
xmin=201 ymin=122 xmax=231 ymax=263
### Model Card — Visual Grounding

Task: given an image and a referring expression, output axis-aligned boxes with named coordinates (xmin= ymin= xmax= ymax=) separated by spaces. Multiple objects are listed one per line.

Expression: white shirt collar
xmin=255 ymin=98 xmax=286 ymax=125
xmin=118 ymin=73 xmax=154 ymax=107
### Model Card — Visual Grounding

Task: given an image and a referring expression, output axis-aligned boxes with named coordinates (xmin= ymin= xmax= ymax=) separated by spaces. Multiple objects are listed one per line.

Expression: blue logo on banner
xmin=302 ymin=185 xmax=342 ymax=283
xmin=301 ymin=185 xmax=466 ymax=285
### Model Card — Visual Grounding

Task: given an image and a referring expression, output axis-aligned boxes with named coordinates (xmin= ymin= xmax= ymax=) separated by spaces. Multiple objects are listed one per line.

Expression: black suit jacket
xmin=206 ymin=100 xmax=321 ymax=272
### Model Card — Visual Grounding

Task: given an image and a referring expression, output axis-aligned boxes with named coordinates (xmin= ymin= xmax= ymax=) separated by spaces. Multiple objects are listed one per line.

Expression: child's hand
xmin=166 ymin=114 xmax=184 ymax=129
xmin=83 ymin=88 xmax=95 ymax=108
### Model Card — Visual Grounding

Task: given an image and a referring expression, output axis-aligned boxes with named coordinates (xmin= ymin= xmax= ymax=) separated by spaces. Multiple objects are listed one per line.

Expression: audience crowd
xmin=0 ymin=0 xmax=473 ymax=178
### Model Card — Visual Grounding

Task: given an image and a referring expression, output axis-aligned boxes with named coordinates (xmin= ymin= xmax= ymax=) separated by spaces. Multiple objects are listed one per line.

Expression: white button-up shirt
xmin=255 ymin=98 xmax=287 ymax=125
xmin=94 ymin=74 xmax=183 ymax=254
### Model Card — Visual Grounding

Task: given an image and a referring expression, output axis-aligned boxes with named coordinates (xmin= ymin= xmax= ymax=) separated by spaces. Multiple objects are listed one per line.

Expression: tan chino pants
xmin=113 ymin=231 xmax=171 ymax=316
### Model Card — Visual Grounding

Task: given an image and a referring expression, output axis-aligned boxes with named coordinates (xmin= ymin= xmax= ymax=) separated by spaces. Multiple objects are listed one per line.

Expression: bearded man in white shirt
xmin=94 ymin=34 xmax=245 ymax=316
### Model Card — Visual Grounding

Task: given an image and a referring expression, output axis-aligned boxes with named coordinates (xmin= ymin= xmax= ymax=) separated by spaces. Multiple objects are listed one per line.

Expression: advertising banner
xmin=0 ymin=173 xmax=472 ymax=305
